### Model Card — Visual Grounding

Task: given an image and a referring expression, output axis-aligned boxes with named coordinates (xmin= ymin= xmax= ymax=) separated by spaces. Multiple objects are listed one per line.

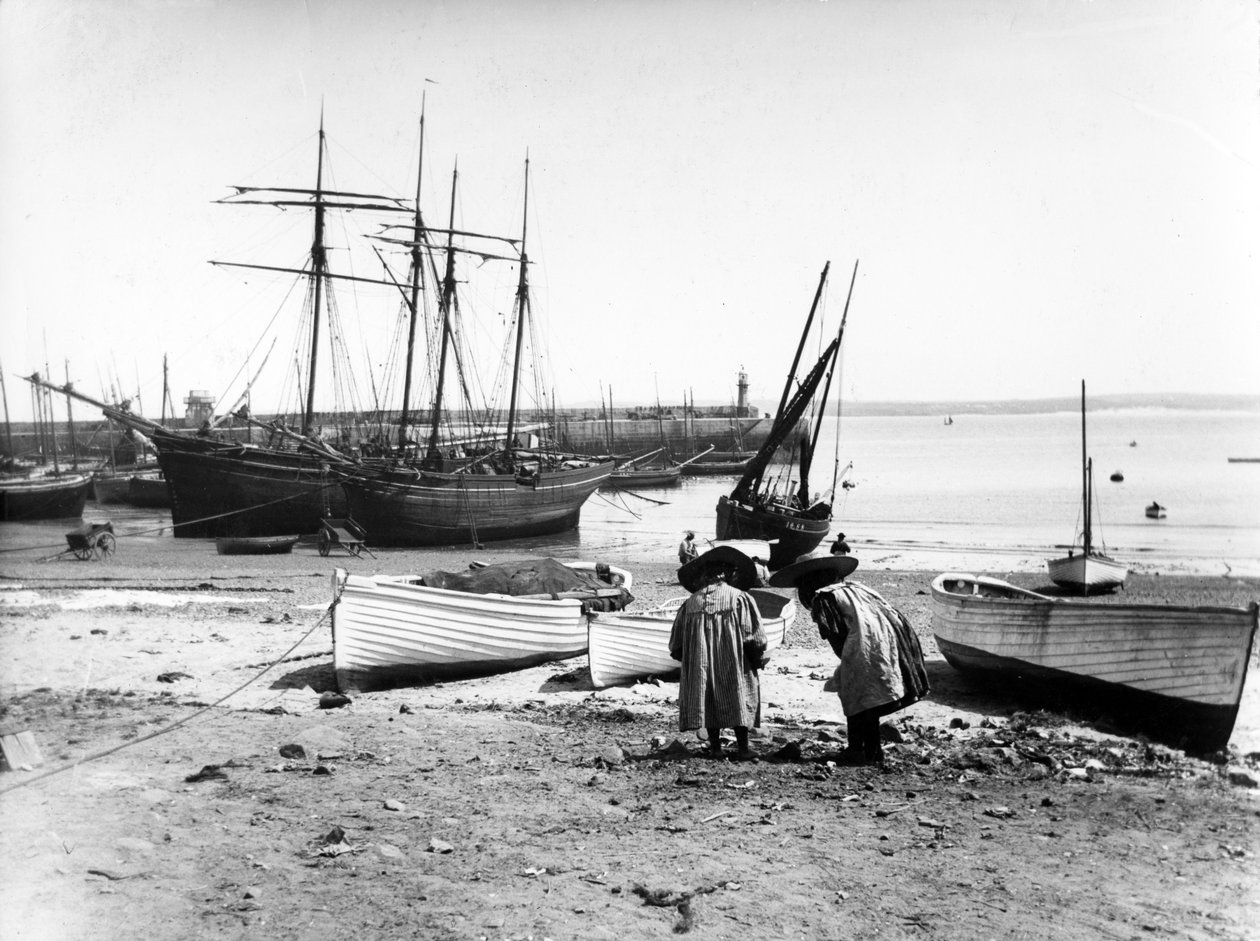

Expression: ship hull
xmin=153 ymin=434 xmax=347 ymax=538
xmin=340 ymin=460 xmax=613 ymax=547
xmin=0 ymin=474 xmax=92 ymax=521
xmin=715 ymin=494 xmax=831 ymax=569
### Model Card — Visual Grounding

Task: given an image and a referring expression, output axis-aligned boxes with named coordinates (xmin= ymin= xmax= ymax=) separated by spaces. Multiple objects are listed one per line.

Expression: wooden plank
xmin=0 ymin=731 xmax=44 ymax=772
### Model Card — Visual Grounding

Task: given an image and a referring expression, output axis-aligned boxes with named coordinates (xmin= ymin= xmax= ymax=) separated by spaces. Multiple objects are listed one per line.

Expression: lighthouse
xmin=736 ymin=368 xmax=749 ymax=417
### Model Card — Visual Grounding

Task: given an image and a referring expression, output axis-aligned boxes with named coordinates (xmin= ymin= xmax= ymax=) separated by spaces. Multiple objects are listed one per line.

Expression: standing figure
xmin=669 ymin=546 xmax=767 ymax=760
xmin=770 ymin=552 xmax=929 ymax=765
xmin=678 ymin=530 xmax=699 ymax=564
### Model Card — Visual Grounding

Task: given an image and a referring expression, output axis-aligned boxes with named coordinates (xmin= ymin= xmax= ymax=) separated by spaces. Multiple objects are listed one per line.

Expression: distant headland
xmin=829 ymin=392 xmax=1260 ymax=418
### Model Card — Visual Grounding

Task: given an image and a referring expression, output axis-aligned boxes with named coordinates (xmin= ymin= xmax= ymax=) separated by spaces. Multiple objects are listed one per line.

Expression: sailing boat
xmin=1 ymin=368 xmax=92 ymax=522
xmin=1047 ymin=380 xmax=1128 ymax=593
xmin=30 ymin=120 xmax=410 ymax=536
xmin=715 ymin=261 xmax=857 ymax=569
xmin=337 ymin=158 xmax=614 ymax=546
xmin=92 ymin=357 xmax=172 ymax=508
xmin=606 ymin=394 xmax=682 ymax=488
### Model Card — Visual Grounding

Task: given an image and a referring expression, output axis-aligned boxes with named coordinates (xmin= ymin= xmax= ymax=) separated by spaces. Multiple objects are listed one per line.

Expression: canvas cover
xmin=419 ymin=558 xmax=631 ymax=611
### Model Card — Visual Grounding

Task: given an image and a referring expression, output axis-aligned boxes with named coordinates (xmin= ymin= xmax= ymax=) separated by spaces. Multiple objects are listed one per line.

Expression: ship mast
xmin=503 ymin=156 xmax=530 ymax=460
xmin=799 ymin=260 xmax=857 ymax=506
xmin=300 ymin=118 xmax=330 ymax=435
xmin=1080 ymin=380 xmax=1091 ymax=555
xmin=774 ymin=262 xmax=831 ymax=420
xmin=399 ymin=107 xmax=427 ymax=449
xmin=425 ymin=165 xmax=460 ymax=464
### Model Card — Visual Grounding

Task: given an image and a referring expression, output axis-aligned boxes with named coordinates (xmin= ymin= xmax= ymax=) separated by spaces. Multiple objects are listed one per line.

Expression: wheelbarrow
xmin=64 ymin=521 xmax=117 ymax=561
xmin=318 ymin=517 xmax=375 ymax=558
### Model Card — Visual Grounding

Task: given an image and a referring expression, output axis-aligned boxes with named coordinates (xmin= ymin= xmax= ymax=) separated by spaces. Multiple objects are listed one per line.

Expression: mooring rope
xmin=0 ymin=609 xmax=332 ymax=795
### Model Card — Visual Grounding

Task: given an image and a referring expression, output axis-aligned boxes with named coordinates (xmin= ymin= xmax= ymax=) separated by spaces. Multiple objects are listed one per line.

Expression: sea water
xmin=563 ymin=408 xmax=1260 ymax=576
xmin=9 ymin=409 xmax=1256 ymax=576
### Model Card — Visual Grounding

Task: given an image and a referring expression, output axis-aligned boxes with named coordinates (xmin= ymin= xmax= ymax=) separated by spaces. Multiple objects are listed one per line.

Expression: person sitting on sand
xmin=678 ymin=530 xmax=699 ymax=564
xmin=831 ymin=533 xmax=851 ymax=555
xmin=670 ymin=546 xmax=767 ymax=760
xmin=770 ymin=552 xmax=928 ymax=765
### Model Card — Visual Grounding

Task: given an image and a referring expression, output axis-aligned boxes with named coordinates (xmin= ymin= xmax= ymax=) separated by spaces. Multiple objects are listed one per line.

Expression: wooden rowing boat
xmin=930 ymin=572 xmax=1259 ymax=752
xmin=215 ymin=534 xmax=300 ymax=555
xmin=332 ymin=559 xmax=634 ymax=692
xmin=587 ymin=588 xmax=796 ymax=688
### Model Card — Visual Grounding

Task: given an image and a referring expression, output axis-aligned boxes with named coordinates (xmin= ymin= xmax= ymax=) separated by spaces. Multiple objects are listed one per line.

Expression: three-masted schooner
xmin=337 ymin=157 xmax=613 ymax=545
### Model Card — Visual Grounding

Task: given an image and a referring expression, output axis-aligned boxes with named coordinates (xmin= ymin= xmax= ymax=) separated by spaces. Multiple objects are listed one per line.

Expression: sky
xmin=2 ymin=0 xmax=1258 ymax=424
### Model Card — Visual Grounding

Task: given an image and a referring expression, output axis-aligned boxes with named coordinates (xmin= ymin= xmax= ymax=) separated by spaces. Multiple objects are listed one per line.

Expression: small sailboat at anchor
xmin=1047 ymin=380 xmax=1128 ymax=593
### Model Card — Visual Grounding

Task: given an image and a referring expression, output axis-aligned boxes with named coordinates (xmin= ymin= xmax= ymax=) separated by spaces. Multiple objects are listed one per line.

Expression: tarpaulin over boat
xmin=416 ymin=558 xmax=633 ymax=612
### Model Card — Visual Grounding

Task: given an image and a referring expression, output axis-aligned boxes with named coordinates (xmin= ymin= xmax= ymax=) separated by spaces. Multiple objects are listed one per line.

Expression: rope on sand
xmin=0 ymin=609 xmax=332 ymax=796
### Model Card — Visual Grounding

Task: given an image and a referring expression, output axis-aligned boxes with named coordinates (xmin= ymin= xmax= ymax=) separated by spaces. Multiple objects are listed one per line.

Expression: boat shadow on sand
xmin=924 ymin=659 xmax=1230 ymax=755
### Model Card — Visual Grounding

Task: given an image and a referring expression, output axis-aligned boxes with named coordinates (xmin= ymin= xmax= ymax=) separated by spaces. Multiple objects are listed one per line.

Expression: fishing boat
xmin=93 ymin=464 xmax=168 ymax=507
xmin=339 ymin=157 xmax=614 ymax=545
xmin=0 ymin=472 xmax=92 ymax=521
xmin=603 ymin=448 xmax=682 ymax=489
xmin=1145 ymin=501 xmax=1167 ymax=520
xmin=715 ymin=261 xmax=858 ymax=569
xmin=215 ymin=534 xmax=300 ymax=555
xmin=1109 ymin=470 xmax=1124 ymax=483
xmin=1047 ymin=381 xmax=1128 ymax=593
xmin=330 ymin=558 xmax=634 ymax=692
xmin=2 ymin=369 xmax=92 ymax=521
xmin=587 ymin=588 xmax=795 ymax=688
xmin=930 ymin=572 xmax=1259 ymax=752
xmin=681 ymin=456 xmax=753 ymax=477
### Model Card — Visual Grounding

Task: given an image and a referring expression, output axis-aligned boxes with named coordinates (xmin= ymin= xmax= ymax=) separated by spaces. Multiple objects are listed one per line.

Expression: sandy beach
xmin=1 ymin=535 xmax=1258 ymax=940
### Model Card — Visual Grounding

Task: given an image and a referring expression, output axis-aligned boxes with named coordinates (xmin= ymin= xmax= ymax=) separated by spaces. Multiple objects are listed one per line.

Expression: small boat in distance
xmin=944 ymin=415 xmax=954 ymax=426
xmin=1145 ymin=501 xmax=1167 ymax=520
xmin=930 ymin=572 xmax=1258 ymax=752
xmin=215 ymin=535 xmax=300 ymax=555
xmin=1047 ymin=381 xmax=1127 ymax=593
xmin=1109 ymin=470 xmax=1124 ymax=482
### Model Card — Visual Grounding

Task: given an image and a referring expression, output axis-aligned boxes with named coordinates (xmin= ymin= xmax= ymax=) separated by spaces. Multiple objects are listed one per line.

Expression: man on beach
xmin=678 ymin=530 xmax=699 ymax=563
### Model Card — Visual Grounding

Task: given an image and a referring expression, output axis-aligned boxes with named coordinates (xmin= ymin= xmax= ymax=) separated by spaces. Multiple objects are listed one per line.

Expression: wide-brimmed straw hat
xmin=767 ymin=550 xmax=859 ymax=588
xmin=678 ymin=545 xmax=757 ymax=592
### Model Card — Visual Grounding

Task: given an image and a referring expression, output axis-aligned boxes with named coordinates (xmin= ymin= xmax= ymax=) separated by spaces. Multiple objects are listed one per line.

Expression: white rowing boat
xmin=587 ymin=588 xmax=796 ymax=688
xmin=332 ymin=559 xmax=634 ymax=692
xmin=930 ymin=572 xmax=1258 ymax=751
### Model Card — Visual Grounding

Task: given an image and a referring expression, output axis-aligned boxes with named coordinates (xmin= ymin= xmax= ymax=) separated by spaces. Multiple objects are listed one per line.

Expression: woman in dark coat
xmin=770 ymin=553 xmax=929 ymax=764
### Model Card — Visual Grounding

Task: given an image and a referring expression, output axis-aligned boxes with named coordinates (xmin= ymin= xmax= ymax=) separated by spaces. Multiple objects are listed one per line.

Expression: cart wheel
xmin=96 ymin=533 xmax=117 ymax=561
xmin=73 ymin=546 xmax=93 ymax=561
xmin=319 ymin=536 xmax=331 ymax=557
